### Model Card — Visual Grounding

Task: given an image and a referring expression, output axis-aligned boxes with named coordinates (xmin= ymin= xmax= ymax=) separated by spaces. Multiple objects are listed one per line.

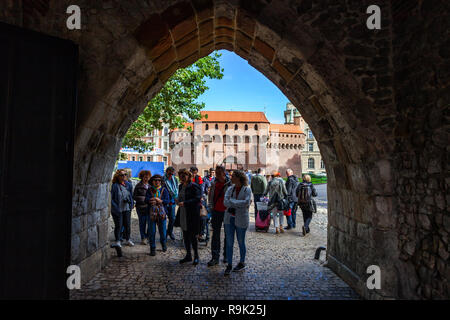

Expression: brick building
xmin=121 ymin=124 xmax=171 ymax=167
xmin=170 ymin=106 xmax=305 ymax=176
xmin=284 ymin=103 xmax=326 ymax=175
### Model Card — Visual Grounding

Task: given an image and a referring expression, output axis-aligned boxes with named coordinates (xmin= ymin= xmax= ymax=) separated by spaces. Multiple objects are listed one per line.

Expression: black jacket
xmin=285 ymin=175 xmax=299 ymax=202
xmin=177 ymin=182 xmax=202 ymax=235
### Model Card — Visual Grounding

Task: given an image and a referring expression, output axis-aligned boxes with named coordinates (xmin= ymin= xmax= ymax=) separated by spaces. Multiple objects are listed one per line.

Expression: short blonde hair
xmin=303 ymin=174 xmax=311 ymax=182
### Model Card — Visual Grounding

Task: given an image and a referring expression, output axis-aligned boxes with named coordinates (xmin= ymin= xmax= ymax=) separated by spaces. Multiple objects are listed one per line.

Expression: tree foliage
xmin=121 ymin=52 xmax=224 ymax=154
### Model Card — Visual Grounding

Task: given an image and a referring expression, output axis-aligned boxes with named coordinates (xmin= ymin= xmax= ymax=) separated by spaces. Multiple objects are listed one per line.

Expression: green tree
xmin=121 ymin=52 xmax=224 ymax=155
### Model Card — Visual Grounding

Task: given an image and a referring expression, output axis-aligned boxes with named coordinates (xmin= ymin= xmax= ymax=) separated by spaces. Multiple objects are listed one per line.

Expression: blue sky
xmin=196 ymin=50 xmax=290 ymax=124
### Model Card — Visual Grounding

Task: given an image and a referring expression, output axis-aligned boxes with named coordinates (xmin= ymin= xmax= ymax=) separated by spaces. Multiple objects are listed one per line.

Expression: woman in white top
xmin=223 ymin=170 xmax=252 ymax=276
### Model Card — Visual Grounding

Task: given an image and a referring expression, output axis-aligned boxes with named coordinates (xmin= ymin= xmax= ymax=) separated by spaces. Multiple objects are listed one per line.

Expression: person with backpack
xmin=207 ymin=165 xmax=231 ymax=266
xmin=264 ymin=171 xmax=288 ymax=234
xmin=250 ymin=168 xmax=268 ymax=221
xmin=295 ymin=174 xmax=318 ymax=236
xmin=285 ymin=169 xmax=299 ymax=230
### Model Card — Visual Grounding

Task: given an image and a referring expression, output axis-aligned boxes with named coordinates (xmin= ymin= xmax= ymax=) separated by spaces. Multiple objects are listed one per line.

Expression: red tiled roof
xmin=197 ymin=111 xmax=270 ymax=123
xmin=270 ymin=124 xmax=304 ymax=134
xmin=171 ymin=123 xmax=193 ymax=131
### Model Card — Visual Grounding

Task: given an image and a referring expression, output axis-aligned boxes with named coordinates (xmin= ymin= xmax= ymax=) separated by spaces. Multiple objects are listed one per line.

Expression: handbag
xmin=277 ymin=198 xmax=289 ymax=211
xmin=150 ymin=204 xmax=166 ymax=222
xmin=200 ymin=205 xmax=208 ymax=217
xmin=283 ymin=208 xmax=292 ymax=216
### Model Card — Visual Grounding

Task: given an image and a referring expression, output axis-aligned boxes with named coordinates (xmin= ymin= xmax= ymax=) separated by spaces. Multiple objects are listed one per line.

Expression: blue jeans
xmin=224 ymin=216 xmax=247 ymax=266
xmin=286 ymin=202 xmax=297 ymax=228
xmin=149 ymin=218 xmax=167 ymax=249
xmin=166 ymin=203 xmax=176 ymax=237
xmin=136 ymin=207 xmax=149 ymax=240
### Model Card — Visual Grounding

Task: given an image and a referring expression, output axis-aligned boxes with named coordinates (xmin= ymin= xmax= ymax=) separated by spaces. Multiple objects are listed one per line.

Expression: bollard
xmin=314 ymin=246 xmax=326 ymax=260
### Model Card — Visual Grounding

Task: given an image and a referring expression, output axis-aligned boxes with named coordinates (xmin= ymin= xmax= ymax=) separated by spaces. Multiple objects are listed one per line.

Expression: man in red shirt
xmin=207 ymin=165 xmax=231 ymax=266
xmin=190 ymin=166 xmax=203 ymax=187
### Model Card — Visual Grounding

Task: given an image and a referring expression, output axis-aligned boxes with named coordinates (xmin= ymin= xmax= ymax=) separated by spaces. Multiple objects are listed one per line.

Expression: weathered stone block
xmin=179 ymin=51 xmax=200 ymax=68
xmin=171 ymin=17 xmax=197 ymax=43
xmin=236 ymin=9 xmax=256 ymax=37
xmin=152 ymin=47 xmax=177 ymax=72
xmin=176 ymin=37 xmax=199 ymax=60
xmin=135 ymin=14 xmax=172 ymax=59
xmin=199 ymin=19 xmax=213 ymax=38
xmin=272 ymin=59 xmax=294 ymax=83
xmin=158 ymin=61 xmax=179 ymax=82
xmin=87 ymin=226 xmax=99 ymax=255
xmin=236 ymin=30 xmax=253 ymax=52
xmin=253 ymin=38 xmax=275 ymax=62
xmin=215 ymin=27 xmax=234 ymax=38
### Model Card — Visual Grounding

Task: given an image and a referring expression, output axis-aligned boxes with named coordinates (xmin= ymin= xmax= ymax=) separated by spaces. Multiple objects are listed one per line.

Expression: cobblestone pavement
xmin=71 ymin=195 xmax=360 ymax=300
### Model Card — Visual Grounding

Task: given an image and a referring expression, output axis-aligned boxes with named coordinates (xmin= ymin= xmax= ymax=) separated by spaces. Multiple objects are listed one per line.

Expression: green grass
xmin=282 ymin=174 xmax=327 ymax=185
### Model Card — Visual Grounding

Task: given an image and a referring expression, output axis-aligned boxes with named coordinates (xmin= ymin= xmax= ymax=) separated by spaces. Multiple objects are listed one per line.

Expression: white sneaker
xmin=111 ymin=241 xmax=122 ymax=248
xmin=126 ymin=240 xmax=135 ymax=246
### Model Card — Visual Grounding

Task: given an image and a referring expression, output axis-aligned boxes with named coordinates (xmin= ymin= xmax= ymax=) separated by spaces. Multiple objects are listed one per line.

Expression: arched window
xmin=321 ymin=159 xmax=325 ymax=169
xmin=235 ymin=124 xmax=238 ymax=130
xmin=245 ymin=136 xmax=250 ymax=143
xmin=254 ymin=124 xmax=258 ymax=130
xmin=308 ymin=158 xmax=315 ymax=169
xmin=139 ymin=156 xmax=143 ymax=161
xmin=132 ymin=156 xmax=136 ymax=161
xmin=205 ymin=124 xmax=209 ymax=130
xmin=215 ymin=124 xmax=218 ymax=130
xmin=245 ymin=124 xmax=248 ymax=130
xmin=225 ymin=124 xmax=228 ymax=130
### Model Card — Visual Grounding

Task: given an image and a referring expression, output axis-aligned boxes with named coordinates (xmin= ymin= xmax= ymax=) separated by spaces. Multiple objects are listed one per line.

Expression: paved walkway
xmin=71 ymin=196 xmax=359 ymax=300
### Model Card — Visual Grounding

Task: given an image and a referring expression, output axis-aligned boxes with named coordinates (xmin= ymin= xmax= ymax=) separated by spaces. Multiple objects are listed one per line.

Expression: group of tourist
xmin=110 ymin=165 xmax=317 ymax=275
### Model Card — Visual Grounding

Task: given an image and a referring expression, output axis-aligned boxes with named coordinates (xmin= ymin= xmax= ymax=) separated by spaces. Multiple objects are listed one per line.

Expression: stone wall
xmin=391 ymin=0 xmax=449 ymax=299
xmin=0 ymin=0 xmax=447 ymax=298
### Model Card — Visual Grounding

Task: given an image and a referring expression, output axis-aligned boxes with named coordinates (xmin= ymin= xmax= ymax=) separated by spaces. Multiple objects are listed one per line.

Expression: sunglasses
xmin=119 ymin=173 xmax=127 ymax=177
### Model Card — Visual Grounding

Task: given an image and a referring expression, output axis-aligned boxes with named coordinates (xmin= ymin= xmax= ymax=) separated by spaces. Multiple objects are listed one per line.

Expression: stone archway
xmin=0 ymin=0 xmax=447 ymax=300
